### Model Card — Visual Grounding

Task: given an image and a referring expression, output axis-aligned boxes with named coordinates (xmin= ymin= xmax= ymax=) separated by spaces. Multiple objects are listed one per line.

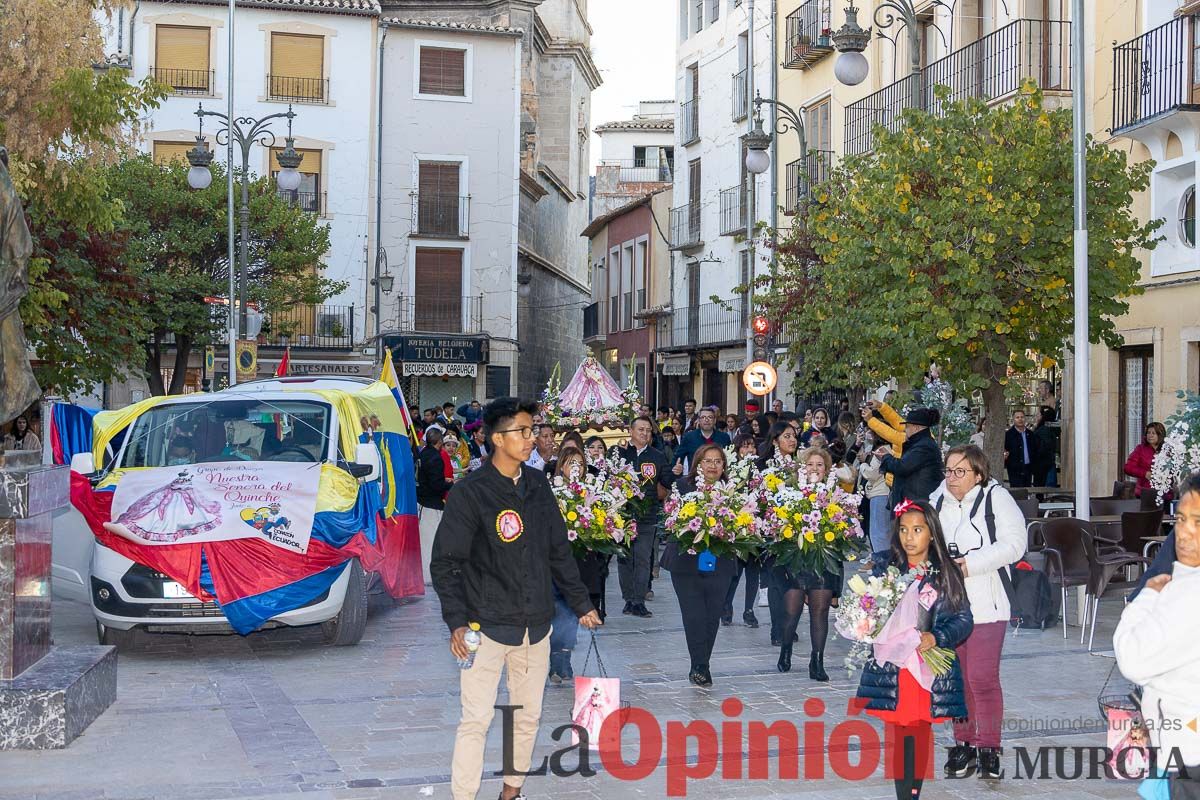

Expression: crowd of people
xmin=417 ymin=389 xmax=1106 ymax=800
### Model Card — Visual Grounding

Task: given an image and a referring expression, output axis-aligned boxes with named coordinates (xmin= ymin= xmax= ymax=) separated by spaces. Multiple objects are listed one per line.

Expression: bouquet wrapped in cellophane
xmin=833 ymin=564 xmax=957 ymax=678
xmin=757 ymin=466 xmax=865 ymax=575
xmin=551 ymin=470 xmax=637 ymax=558
xmin=662 ymin=476 xmax=763 ymax=561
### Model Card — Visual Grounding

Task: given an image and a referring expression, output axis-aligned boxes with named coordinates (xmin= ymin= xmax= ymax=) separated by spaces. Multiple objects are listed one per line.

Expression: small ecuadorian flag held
xmin=376 ymin=349 xmax=420 ymax=517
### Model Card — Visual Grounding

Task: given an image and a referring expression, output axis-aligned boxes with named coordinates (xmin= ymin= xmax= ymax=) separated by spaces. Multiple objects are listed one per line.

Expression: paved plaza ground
xmin=0 ymin=581 xmax=1142 ymax=800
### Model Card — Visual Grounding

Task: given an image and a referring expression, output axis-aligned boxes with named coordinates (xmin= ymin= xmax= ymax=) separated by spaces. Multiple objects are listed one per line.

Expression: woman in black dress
xmin=756 ymin=422 xmax=801 ymax=648
xmin=774 ymin=445 xmax=841 ymax=681
xmin=661 ymin=442 xmax=737 ymax=688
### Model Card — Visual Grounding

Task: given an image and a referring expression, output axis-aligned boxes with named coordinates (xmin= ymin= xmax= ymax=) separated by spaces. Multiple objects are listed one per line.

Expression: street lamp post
xmin=186 ymin=104 xmax=303 ymax=383
xmin=744 ymin=93 xmax=809 ymax=213
xmin=830 ymin=2 xmax=923 ymax=86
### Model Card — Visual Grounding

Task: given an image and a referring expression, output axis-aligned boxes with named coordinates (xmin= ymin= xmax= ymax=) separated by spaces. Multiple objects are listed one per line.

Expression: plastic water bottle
xmin=459 ymin=623 xmax=482 ymax=669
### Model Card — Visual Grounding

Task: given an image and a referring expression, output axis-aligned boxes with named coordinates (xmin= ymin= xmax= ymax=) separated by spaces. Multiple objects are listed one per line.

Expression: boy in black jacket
xmin=431 ymin=397 xmax=601 ymax=800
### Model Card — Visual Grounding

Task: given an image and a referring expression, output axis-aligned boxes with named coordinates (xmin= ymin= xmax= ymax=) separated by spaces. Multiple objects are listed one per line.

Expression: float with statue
xmin=541 ymin=355 xmax=642 ymax=448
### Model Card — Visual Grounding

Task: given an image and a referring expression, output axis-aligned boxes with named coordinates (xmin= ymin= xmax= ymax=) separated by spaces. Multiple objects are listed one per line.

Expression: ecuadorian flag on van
xmin=69 ymin=375 xmax=425 ymax=635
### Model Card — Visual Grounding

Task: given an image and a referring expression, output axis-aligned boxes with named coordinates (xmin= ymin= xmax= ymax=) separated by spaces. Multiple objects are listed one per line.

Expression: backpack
xmin=1008 ymin=566 xmax=1060 ymax=629
xmin=937 ymin=486 xmax=1057 ymax=630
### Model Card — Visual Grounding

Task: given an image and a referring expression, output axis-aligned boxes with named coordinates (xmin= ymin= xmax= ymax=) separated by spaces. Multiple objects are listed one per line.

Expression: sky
xmin=587 ymin=0 xmax=676 ymax=167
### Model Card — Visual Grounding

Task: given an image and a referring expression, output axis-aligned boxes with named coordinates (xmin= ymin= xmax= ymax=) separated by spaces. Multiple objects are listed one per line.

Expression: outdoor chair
xmin=1092 ymin=498 xmax=1141 ymax=516
xmin=1081 ymin=531 xmax=1152 ymax=652
xmin=1140 ymin=491 xmax=1163 ymax=511
xmin=1039 ymin=517 xmax=1094 ymax=639
xmin=1120 ymin=509 xmax=1165 ymax=563
xmin=1112 ymin=481 xmax=1137 ymax=500
xmin=1015 ymin=495 xmax=1040 ymax=521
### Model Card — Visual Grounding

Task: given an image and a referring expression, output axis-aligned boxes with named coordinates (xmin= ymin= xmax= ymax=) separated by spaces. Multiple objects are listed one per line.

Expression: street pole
xmin=226 ymin=0 xmax=236 ymax=385
xmin=745 ymin=0 xmax=757 ymax=390
xmin=239 ymin=149 xmax=250 ymax=339
xmin=1071 ymin=0 xmax=1089 ymax=520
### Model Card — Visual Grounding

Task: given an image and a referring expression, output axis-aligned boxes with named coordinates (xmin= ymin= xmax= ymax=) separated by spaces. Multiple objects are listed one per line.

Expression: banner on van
xmin=105 ymin=462 xmax=322 ymax=554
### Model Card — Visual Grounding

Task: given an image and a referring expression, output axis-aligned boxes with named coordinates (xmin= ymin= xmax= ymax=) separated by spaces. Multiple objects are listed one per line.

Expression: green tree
xmin=107 ymin=155 xmax=342 ymax=395
xmin=765 ymin=84 xmax=1159 ymax=470
xmin=3 ymin=0 xmax=167 ymax=394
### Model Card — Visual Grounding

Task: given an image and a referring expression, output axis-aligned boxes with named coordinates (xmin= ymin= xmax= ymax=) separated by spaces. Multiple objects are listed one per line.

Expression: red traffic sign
xmin=742 ymin=361 xmax=778 ymax=396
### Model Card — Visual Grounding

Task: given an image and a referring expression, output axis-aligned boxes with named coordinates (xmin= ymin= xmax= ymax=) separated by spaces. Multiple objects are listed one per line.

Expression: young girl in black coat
xmin=856 ymin=500 xmax=974 ymax=800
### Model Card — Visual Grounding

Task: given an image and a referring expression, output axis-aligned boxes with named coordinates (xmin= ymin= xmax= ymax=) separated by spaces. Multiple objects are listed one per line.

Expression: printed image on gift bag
xmin=1107 ymin=713 xmax=1150 ymax=780
xmin=1098 ymin=662 xmax=1148 ymax=780
xmin=571 ymin=676 xmax=619 ymax=750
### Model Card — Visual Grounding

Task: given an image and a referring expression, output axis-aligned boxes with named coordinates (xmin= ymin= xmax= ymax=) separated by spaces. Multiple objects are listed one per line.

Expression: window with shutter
xmin=419 ymin=47 xmax=466 ymax=96
xmin=413 ymin=248 xmax=464 ymax=332
xmin=155 ymin=25 xmax=211 ymax=94
xmin=269 ymin=33 xmax=325 ymax=102
xmin=271 ymin=147 xmax=323 ymax=213
xmin=416 ymin=162 xmax=462 ymax=237
xmin=153 ymin=141 xmax=196 ymax=165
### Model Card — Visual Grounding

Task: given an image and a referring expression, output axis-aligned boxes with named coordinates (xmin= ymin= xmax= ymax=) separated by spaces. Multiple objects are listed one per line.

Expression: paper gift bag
xmin=571 ymin=633 xmax=621 ymax=750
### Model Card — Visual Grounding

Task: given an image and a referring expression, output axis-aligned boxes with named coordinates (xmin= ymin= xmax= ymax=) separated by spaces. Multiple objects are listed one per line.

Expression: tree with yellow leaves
xmin=764 ymin=83 xmax=1159 ymax=469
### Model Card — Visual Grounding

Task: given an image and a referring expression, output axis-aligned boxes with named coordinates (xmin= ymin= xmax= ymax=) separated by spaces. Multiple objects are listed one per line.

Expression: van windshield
xmin=118 ymin=400 xmax=331 ymax=469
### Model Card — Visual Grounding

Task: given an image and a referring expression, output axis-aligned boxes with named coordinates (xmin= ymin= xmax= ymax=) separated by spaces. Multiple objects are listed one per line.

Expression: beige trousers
xmin=418 ymin=506 xmax=442 ymax=586
xmin=451 ymin=631 xmax=551 ymax=800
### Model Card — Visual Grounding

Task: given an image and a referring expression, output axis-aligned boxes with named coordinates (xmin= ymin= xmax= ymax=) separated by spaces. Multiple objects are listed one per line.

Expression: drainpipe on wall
xmin=128 ymin=2 xmax=140 ymax=64
xmin=374 ymin=22 xmax=389 ymax=364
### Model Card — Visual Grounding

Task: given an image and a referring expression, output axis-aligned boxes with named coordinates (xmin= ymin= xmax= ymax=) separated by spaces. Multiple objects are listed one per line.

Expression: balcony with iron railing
xmin=844 ymin=19 xmax=1072 ymax=155
xmin=583 ymin=301 xmax=604 ymax=342
xmin=657 ymin=301 xmax=745 ymax=350
xmin=596 ymin=158 xmax=674 ymax=183
xmin=263 ymin=304 xmax=355 ymax=349
xmin=784 ymin=150 xmax=834 ymax=213
xmin=784 ymin=0 xmax=834 ymax=70
xmin=1112 ymin=15 xmax=1200 ymax=136
xmin=719 ymin=185 xmax=747 ymax=236
xmin=669 ymin=203 xmax=702 ymax=250
xmin=410 ymin=193 xmax=470 ymax=238
xmin=278 ymin=189 xmax=326 ymax=216
xmin=396 ymin=294 xmax=483 ymax=335
xmin=150 ymin=66 xmax=214 ymax=96
xmin=680 ymin=98 xmax=700 ymax=145
xmin=732 ymin=68 xmax=749 ymax=120
xmin=266 ymin=74 xmax=329 ymax=104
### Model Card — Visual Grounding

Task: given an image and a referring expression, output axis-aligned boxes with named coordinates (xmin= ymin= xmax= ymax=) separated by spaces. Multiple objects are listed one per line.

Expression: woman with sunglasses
xmin=930 ymin=445 xmax=1026 ymax=781
xmin=660 ymin=443 xmax=738 ymax=687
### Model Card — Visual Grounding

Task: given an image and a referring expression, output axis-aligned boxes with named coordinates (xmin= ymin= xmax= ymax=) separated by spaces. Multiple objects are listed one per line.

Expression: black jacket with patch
xmin=430 ymin=461 xmax=593 ymax=644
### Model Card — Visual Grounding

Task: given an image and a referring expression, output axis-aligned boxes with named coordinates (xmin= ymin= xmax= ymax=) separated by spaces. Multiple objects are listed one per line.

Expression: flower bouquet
xmin=662 ymin=477 xmax=762 ymax=561
xmin=596 ymin=451 xmax=651 ymax=519
xmin=759 ymin=470 xmax=865 ymax=575
xmin=723 ymin=445 xmax=759 ymax=493
xmin=552 ymin=472 xmax=637 ymax=558
xmin=834 ymin=565 xmax=957 ymax=678
xmin=1150 ymin=391 xmax=1200 ymax=500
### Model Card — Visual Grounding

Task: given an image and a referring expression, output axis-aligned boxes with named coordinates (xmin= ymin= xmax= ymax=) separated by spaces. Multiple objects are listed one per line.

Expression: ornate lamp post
xmin=185 ymin=104 xmax=303 ymax=375
xmin=744 ymin=92 xmax=809 ymax=215
xmin=831 ymin=2 xmax=924 ymax=86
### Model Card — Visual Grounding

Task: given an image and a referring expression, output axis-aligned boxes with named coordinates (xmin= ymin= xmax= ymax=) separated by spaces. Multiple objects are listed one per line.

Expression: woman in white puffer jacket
xmin=929 ymin=444 xmax=1027 ymax=781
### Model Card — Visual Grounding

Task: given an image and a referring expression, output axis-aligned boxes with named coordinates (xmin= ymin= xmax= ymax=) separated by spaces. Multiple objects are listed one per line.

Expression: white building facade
xmin=102 ymin=0 xmax=378 ymax=343
xmin=374 ymin=19 xmax=522 ymax=409
xmin=662 ymin=0 xmax=774 ymax=412
xmin=592 ymin=100 xmax=676 ymax=219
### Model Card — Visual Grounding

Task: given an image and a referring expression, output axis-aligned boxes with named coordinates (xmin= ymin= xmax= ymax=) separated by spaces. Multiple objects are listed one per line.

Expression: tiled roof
xmin=185 ymin=0 xmax=380 ymax=15
xmin=594 ymin=118 xmax=674 ymax=132
xmin=383 ymin=18 xmax=524 ymax=35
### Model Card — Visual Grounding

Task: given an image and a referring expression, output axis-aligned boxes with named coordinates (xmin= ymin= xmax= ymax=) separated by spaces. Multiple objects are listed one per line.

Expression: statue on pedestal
xmin=0 ymin=146 xmax=41 ymax=434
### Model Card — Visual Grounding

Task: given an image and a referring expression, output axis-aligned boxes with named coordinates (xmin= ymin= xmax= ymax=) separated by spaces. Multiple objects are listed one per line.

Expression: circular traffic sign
xmin=742 ymin=360 xmax=778 ymax=396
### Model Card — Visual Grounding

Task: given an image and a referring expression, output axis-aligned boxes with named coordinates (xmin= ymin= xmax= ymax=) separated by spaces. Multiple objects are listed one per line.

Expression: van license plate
xmin=162 ymin=582 xmax=192 ymax=599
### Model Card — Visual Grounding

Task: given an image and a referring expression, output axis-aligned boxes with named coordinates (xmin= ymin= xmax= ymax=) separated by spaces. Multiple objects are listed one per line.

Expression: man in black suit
xmin=1004 ymin=410 xmax=1038 ymax=488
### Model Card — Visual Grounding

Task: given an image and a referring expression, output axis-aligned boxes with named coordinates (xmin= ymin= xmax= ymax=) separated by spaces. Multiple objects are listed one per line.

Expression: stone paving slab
xmin=0 ymin=585 xmax=1144 ymax=800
